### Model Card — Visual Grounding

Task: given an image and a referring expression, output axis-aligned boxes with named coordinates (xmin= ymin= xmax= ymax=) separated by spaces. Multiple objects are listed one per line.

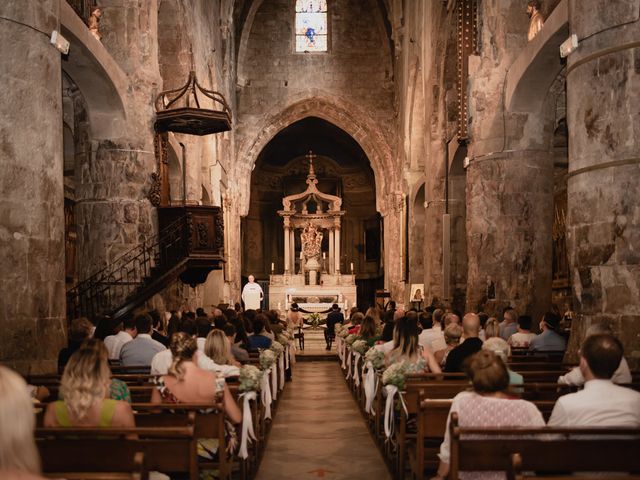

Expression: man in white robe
xmin=242 ymin=275 xmax=263 ymax=310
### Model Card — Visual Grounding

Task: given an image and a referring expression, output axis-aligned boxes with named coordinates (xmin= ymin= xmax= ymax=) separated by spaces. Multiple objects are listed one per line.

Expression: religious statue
xmin=301 ymin=223 xmax=323 ymax=260
xmin=88 ymin=7 xmax=103 ymax=42
xmin=527 ymin=0 xmax=545 ymax=41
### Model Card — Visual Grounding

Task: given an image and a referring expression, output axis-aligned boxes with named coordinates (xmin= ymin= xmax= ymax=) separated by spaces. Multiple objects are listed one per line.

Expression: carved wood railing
xmin=67 ymin=215 xmax=189 ymax=321
xmin=67 ymin=207 xmax=225 ymax=322
xmin=66 ymin=0 xmax=97 ymax=23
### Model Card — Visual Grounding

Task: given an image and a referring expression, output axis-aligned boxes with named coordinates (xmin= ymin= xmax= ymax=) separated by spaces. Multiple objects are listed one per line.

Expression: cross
xmin=306 ymin=150 xmax=317 ymax=179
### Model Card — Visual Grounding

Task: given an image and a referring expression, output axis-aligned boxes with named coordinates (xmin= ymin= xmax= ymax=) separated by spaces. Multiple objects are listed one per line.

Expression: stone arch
xmin=505 ymin=0 xmax=569 ymax=114
xmin=235 ymin=95 xmax=397 ymax=216
xmin=60 ymin=0 xmax=129 ymax=138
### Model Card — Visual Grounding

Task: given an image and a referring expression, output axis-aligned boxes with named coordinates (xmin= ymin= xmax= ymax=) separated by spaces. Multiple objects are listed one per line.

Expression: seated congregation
xmin=0 ymin=307 xmax=297 ymax=480
xmin=335 ymin=304 xmax=640 ymax=479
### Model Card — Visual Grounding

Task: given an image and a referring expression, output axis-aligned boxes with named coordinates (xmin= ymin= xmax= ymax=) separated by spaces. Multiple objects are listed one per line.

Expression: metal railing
xmin=67 ymin=214 xmax=190 ymax=320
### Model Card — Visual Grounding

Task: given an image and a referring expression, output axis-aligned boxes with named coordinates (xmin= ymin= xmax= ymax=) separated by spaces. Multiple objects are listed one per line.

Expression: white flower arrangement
xmin=352 ymin=339 xmax=369 ymax=355
xmin=345 ymin=334 xmax=358 ymax=346
xmin=238 ymin=364 xmax=263 ymax=393
xmin=277 ymin=334 xmax=291 ymax=347
xmin=270 ymin=341 xmax=285 ymax=357
xmin=334 ymin=323 xmax=344 ymax=335
xmin=382 ymin=361 xmax=409 ymax=390
xmin=365 ymin=348 xmax=386 ymax=370
xmin=259 ymin=348 xmax=277 ymax=370
xmin=339 ymin=328 xmax=350 ymax=338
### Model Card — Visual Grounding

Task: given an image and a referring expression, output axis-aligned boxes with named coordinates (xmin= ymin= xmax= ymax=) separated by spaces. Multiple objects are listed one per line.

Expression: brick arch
xmin=235 ymin=95 xmax=397 ymax=216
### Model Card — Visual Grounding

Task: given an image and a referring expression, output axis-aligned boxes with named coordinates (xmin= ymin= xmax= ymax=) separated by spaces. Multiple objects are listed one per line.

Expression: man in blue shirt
xmin=247 ymin=315 xmax=273 ymax=351
xmin=529 ymin=312 xmax=566 ymax=352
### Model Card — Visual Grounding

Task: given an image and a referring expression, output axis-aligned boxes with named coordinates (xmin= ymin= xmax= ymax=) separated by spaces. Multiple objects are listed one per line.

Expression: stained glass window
xmin=295 ymin=0 xmax=328 ymax=53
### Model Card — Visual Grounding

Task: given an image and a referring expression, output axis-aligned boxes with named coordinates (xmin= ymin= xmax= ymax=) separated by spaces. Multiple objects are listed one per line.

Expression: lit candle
xmin=350 ymin=262 xmax=354 ymax=273
xmin=271 ymin=262 xmax=275 ymax=271
xmin=323 ymin=252 xmax=326 ymax=259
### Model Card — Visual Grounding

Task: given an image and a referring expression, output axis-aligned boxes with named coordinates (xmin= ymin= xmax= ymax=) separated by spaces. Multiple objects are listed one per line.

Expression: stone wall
xmin=0 ymin=0 xmax=66 ymax=373
xmin=565 ymin=0 xmax=640 ymax=367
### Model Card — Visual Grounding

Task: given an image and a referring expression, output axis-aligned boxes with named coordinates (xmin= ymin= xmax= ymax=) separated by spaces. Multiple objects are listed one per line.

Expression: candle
xmin=350 ymin=262 xmax=354 ymax=272
xmin=323 ymin=252 xmax=326 ymax=259
xmin=271 ymin=262 xmax=275 ymax=271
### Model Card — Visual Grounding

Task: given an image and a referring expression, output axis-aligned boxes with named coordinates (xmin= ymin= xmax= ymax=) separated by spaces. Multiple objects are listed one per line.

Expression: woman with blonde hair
xmin=435 ymin=323 xmax=463 ymax=367
xmin=0 ymin=366 xmax=45 ymax=480
xmin=483 ymin=317 xmax=500 ymax=339
xmin=43 ymin=343 xmax=134 ymax=428
xmin=204 ymin=329 xmax=241 ymax=368
xmin=385 ymin=316 xmax=441 ymax=373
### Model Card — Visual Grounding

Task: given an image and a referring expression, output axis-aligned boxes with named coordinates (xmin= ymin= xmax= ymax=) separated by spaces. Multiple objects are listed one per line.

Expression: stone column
xmin=289 ymin=228 xmax=295 ymax=273
xmin=334 ymin=225 xmax=341 ymax=274
xmin=0 ymin=0 xmax=66 ymax=373
xmin=565 ymin=0 xmax=640 ymax=367
xmin=465 ymin=151 xmax=553 ymax=321
xmin=283 ymin=225 xmax=290 ymax=274
xmin=328 ymin=228 xmax=335 ymax=274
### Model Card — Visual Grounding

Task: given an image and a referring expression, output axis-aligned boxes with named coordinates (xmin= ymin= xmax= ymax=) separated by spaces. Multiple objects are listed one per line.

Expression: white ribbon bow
xmin=346 ymin=349 xmax=353 ymax=379
xmin=353 ymin=352 xmax=362 ymax=387
xmin=284 ymin=345 xmax=290 ymax=369
xmin=238 ymin=391 xmax=257 ymax=459
xmin=341 ymin=341 xmax=347 ymax=369
xmin=270 ymin=365 xmax=278 ymax=401
xmin=364 ymin=361 xmax=377 ymax=414
xmin=260 ymin=370 xmax=272 ymax=420
xmin=337 ymin=336 xmax=343 ymax=360
xmin=278 ymin=354 xmax=285 ymax=390
xmin=383 ymin=384 xmax=408 ymax=440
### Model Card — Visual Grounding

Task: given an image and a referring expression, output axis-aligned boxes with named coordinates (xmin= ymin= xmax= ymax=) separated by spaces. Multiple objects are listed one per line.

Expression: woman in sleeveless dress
xmin=150 ymin=333 xmax=242 ymax=464
xmin=286 ymin=303 xmax=304 ymax=331
xmin=385 ymin=315 xmax=441 ymax=373
xmin=43 ymin=341 xmax=134 ymax=428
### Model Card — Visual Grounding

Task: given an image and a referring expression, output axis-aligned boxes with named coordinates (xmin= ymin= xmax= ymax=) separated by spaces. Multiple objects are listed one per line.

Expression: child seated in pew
xmin=0 ymin=366 xmax=47 ymax=480
xmin=432 ymin=350 xmax=545 ymax=480
xmin=43 ymin=341 xmax=135 ymax=428
xmin=151 ymin=332 xmax=242 ymax=462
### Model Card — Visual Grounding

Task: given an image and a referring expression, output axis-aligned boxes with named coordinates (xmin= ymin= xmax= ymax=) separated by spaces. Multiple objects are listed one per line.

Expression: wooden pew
xmin=408 ymin=398 xmax=558 ymax=479
xmin=449 ymin=414 xmax=640 ymax=479
xmin=395 ymin=381 xmax=470 ymax=479
xmin=511 ymin=453 xmax=640 ymax=480
xmin=36 ymin=425 xmax=197 ymax=480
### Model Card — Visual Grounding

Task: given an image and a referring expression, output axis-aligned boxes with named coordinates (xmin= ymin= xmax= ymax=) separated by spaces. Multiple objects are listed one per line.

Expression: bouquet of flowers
xmin=334 ymin=323 xmax=344 ymax=335
xmin=270 ymin=341 xmax=285 ymax=357
xmin=382 ymin=361 xmax=409 ymax=390
xmin=351 ymin=339 xmax=369 ymax=355
xmin=345 ymin=334 xmax=358 ymax=346
xmin=306 ymin=312 xmax=324 ymax=329
xmin=365 ymin=348 xmax=386 ymax=370
xmin=338 ymin=328 xmax=350 ymax=339
xmin=259 ymin=349 xmax=276 ymax=370
xmin=238 ymin=364 xmax=263 ymax=393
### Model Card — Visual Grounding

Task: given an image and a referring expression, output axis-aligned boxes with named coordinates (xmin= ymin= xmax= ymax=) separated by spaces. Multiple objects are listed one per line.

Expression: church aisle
xmin=255 ymin=362 xmax=391 ymax=480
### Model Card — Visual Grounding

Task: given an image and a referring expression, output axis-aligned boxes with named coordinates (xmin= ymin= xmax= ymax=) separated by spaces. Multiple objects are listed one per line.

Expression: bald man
xmin=444 ymin=313 xmax=483 ymax=373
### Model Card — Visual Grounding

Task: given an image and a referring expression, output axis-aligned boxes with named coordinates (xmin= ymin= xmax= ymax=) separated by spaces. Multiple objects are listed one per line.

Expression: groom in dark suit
xmin=325 ymin=304 xmax=344 ymax=350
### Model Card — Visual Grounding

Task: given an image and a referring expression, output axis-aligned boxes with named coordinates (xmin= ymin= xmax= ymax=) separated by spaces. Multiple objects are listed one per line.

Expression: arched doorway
xmin=242 ymin=117 xmax=383 ymax=310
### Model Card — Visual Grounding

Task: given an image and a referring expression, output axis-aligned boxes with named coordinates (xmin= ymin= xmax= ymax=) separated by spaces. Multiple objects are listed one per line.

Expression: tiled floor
xmin=255 ymin=362 xmax=391 ymax=480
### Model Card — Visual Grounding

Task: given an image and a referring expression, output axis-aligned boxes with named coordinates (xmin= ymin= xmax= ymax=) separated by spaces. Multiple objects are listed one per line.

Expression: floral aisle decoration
xmin=363 ymin=347 xmax=386 ymax=414
xmin=344 ymin=334 xmax=358 ymax=379
xmin=334 ymin=323 xmax=345 ymax=361
xmin=351 ymin=339 xmax=369 ymax=387
xmin=270 ymin=341 xmax=285 ymax=391
xmin=237 ymin=365 xmax=262 ymax=459
xmin=338 ymin=328 xmax=350 ymax=368
xmin=258 ymin=349 xmax=276 ymax=419
xmin=382 ymin=361 xmax=410 ymax=439
xmin=277 ymin=333 xmax=293 ymax=369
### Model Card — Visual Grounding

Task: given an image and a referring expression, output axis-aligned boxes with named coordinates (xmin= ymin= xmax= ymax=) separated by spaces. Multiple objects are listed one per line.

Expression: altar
xmin=269 ymin=152 xmax=357 ymax=313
